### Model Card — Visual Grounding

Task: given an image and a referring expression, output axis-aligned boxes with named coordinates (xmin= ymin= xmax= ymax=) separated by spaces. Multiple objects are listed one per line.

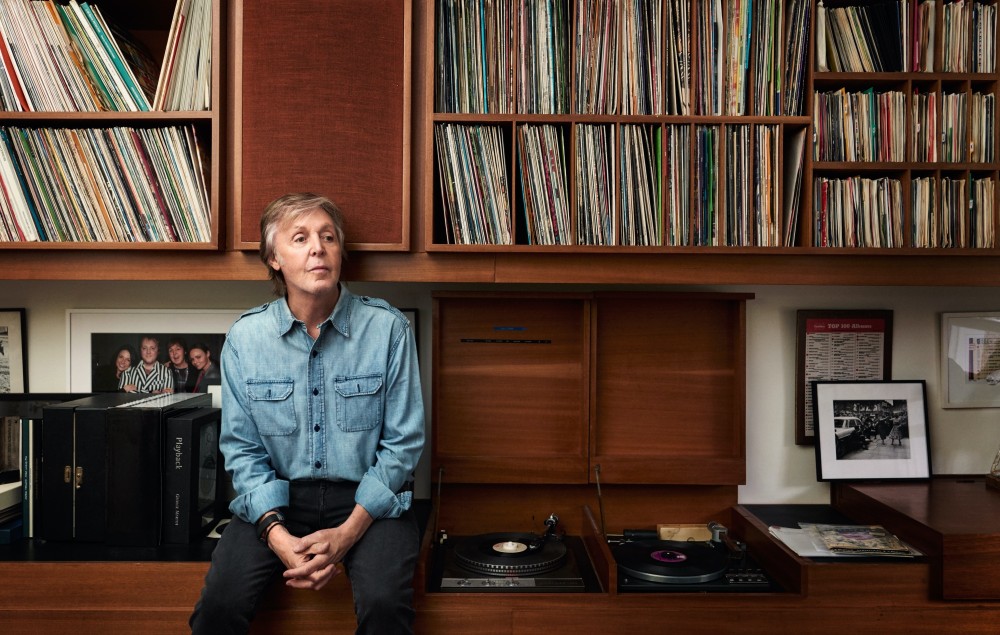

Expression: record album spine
xmin=20 ymin=417 xmax=31 ymax=538
xmin=162 ymin=416 xmax=191 ymax=544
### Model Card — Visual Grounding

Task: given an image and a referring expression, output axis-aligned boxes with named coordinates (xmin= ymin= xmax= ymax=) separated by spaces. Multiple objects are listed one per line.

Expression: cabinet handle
xmin=75 ymin=467 xmax=84 ymax=489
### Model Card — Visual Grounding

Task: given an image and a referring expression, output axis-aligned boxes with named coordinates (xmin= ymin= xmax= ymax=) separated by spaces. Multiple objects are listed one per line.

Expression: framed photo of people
xmin=940 ymin=312 xmax=1000 ymax=408
xmin=813 ymin=380 xmax=931 ymax=482
xmin=795 ymin=310 xmax=893 ymax=445
xmin=67 ymin=310 xmax=241 ymax=396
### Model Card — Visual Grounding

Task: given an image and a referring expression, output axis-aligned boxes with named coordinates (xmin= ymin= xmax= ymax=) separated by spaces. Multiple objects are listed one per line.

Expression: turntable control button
xmin=456 ymin=579 xmax=471 ymax=587
xmin=505 ymin=579 xmax=520 ymax=587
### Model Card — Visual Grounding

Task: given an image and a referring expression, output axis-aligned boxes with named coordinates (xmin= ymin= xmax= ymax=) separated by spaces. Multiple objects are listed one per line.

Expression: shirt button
xmin=312 ymin=350 xmax=318 ymax=358
xmin=312 ymin=388 xmax=319 ymax=396
xmin=314 ymin=425 xmax=320 ymax=432
xmin=314 ymin=461 xmax=322 ymax=469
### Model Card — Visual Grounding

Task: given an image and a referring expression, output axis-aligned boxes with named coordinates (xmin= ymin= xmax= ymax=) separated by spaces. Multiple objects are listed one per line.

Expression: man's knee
xmin=353 ymin=584 xmax=415 ymax=635
xmin=190 ymin=589 xmax=256 ymax=635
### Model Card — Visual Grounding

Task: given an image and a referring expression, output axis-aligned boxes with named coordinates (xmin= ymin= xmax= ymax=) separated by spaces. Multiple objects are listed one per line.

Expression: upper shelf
xmin=3 ymin=249 xmax=1000 ymax=286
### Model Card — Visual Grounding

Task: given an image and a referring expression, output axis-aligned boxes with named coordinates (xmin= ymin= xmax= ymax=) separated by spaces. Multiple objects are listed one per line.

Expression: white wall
xmin=739 ymin=284 xmax=1000 ymax=504
xmin=5 ymin=280 xmax=999 ymax=503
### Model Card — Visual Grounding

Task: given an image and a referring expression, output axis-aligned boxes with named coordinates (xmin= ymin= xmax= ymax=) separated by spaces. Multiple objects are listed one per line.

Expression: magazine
xmin=769 ymin=523 xmax=918 ymax=558
xmin=803 ymin=523 xmax=913 ymax=555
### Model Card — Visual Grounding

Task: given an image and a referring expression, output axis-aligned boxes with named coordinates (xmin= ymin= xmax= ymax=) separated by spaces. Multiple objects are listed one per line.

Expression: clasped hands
xmin=268 ymin=526 xmax=353 ymax=590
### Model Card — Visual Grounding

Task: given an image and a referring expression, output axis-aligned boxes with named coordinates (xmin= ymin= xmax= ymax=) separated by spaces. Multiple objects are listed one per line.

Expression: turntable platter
xmin=454 ymin=532 xmax=568 ymax=577
xmin=612 ymin=540 xmax=729 ymax=584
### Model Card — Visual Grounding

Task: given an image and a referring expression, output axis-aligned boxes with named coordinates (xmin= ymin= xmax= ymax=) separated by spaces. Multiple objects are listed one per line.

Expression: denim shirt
xmin=220 ymin=287 xmax=424 ymax=525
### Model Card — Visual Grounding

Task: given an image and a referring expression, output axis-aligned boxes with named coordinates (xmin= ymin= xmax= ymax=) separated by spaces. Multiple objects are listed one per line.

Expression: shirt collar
xmin=272 ymin=285 xmax=354 ymax=338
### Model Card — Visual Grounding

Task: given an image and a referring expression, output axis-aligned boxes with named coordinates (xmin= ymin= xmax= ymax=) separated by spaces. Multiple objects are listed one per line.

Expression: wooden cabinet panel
xmin=432 ymin=293 xmax=590 ymax=483
xmin=432 ymin=291 xmax=751 ymax=486
xmin=591 ymin=293 xmax=749 ymax=484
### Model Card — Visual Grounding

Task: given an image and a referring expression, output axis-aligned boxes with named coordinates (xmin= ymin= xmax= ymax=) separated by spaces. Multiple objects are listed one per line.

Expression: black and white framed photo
xmin=0 ymin=308 xmax=27 ymax=392
xmin=940 ymin=312 xmax=1000 ymax=408
xmin=813 ymin=380 xmax=931 ymax=482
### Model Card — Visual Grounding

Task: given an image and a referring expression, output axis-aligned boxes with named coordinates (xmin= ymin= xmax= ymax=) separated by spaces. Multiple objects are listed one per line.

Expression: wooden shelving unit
xmin=0 ymin=0 xmax=222 ymax=250
xmin=0 ymin=0 xmax=992 ymax=285
xmin=419 ymin=0 xmax=1000 ymax=278
xmin=809 ymin=7 xmax=1000 ymax=250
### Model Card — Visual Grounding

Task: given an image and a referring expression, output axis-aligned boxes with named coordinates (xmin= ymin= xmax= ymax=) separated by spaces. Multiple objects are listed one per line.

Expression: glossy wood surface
xmin=833 ymin=478 xmax=1000 ymax=600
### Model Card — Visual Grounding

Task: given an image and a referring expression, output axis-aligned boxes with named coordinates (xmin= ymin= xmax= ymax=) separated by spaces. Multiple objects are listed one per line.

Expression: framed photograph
xmin=940 ymin=312 xmax=1000 ymax=408
xmin=813 ymin=380 xmax=931 ymax=482
xmin=0 ymin=308 xmax=27 ymax=392
xmin=795 ymin=310 xmax=893 ymax=445
xmin=67 ymin=310 xmax=242 ymax=394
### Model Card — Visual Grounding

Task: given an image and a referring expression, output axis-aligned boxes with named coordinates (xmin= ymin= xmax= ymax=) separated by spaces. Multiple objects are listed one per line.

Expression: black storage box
xmin=39 ymin=393 xmax=212 ymax=545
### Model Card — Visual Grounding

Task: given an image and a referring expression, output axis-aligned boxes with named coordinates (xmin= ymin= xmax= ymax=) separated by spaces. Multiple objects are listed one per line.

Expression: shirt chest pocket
xmin=335 ymin=374 xmax=383 ymax=432
xmin=247 ymin=379 xmax=296 ymax=436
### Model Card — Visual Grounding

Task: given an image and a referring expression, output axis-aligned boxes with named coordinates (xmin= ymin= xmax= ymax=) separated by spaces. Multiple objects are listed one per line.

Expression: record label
xmin=493 ymin=540 xmax=528 ymax=554
xmin=651 ymin=549 xmax=687 ymax=564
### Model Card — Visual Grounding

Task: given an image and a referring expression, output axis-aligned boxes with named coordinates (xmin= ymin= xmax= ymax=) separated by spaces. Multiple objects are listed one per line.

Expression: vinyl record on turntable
xmin=613 ymin=540 xmax=729 ymax=584
xmin=454 ymin=532 xmax=568 ymax=577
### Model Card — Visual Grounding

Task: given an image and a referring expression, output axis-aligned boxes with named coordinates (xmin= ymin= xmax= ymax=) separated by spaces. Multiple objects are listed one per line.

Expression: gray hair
xmin=258 ymin=193 xmax=346 ymax=296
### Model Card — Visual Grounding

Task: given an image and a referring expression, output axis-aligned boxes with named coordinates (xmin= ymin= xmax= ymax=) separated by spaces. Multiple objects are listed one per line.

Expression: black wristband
xmin=260 ymin=518 xmax=284 ymax=546
xmin=256 ymin=510 xmax=286 ymax=542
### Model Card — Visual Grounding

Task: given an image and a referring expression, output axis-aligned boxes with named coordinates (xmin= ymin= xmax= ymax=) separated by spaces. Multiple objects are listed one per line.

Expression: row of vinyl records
xmin=0 ymin=124 xmax=211 ymax=243
xmin=0 ymin=0 xmax=211 ymax=112
xmin=435 ymin=0 xmax=813 ymax=117
xmin=437 ymin=121 xmax=999 ymax=248
xmin=434 ymin=122 xmax=804 ymax=247
xmin=814 ymin=174 xmax=996 ymax=248
xmin=817 ymin=0 xmax=997 ymax=73
xmin=813 ymin=88 xmax=995 ymax=163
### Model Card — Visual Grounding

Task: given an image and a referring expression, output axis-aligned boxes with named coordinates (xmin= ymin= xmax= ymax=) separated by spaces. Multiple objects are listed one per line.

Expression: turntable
xmin=432 ymin=514 xmax=601 ymax=592
xmin=610 ymin=523 xmax=779 ymax=593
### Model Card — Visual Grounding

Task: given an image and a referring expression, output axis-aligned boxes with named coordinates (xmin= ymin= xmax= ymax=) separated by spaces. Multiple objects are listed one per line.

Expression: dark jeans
xmin=190 ymin=480 xmax=419 ymax=635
